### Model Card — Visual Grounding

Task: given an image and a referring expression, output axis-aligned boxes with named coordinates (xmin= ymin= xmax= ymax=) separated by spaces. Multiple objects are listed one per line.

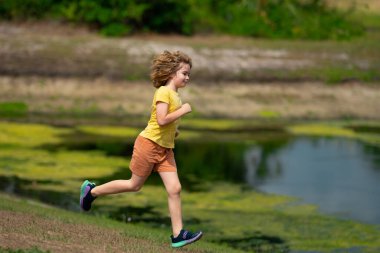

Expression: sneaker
xmin=80 ymin=180 xmax=96 ymax=211
xmin=171 ymin=229 xmax=203 ymax=248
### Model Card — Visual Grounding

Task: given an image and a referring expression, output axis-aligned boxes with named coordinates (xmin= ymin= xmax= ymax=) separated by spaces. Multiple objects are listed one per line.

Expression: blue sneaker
xmin=80 ymin=180 xmax=96 ymax=211
xmin=171 ymin=229 xmax=203 ymax=248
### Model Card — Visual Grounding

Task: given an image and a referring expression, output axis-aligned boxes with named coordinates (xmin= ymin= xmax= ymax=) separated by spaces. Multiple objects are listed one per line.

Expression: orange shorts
xmin=129 ymin=135 xmax=177 ymax=177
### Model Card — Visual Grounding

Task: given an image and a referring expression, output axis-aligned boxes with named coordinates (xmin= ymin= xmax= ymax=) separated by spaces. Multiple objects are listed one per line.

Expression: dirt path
xmin=0 ymin=210 xmax=143 ymax=253
xmin=1 ymin=76 xmax=379 ymax=120
xmin=2 ymin=22 xmax=375 ymax=83
xmin=0 ymin=23 xmax=310 ymax=78
xmin=0 ymin=210 xmax=198 ymax=253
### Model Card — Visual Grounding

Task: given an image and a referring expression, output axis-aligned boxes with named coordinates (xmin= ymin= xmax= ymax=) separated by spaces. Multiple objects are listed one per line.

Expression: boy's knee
xmin=131 ymin=183 xmax=143 ymax=192
xmin=168 ymin=183 xmax=181 ymax=196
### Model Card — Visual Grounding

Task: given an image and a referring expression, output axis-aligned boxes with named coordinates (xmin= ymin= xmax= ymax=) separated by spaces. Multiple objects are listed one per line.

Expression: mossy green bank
xmin=1 ymin=120 xmax=380 ymax=252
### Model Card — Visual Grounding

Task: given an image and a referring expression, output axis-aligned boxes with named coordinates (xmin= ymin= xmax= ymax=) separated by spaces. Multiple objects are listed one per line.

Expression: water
xmin=245 ymin=137 xmax=380 ymax=224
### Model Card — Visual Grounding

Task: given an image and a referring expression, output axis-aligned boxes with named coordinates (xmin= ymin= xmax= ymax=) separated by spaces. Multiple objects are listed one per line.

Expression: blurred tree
xmin=0 ymin=0 xmax=364 ymax=39
xmin=140 ymin=0 xmax=191 ymax=34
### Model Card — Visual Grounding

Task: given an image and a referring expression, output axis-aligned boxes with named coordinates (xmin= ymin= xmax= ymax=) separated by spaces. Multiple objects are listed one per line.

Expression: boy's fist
xmin=181 ymin=103 xmax=192 ymax=114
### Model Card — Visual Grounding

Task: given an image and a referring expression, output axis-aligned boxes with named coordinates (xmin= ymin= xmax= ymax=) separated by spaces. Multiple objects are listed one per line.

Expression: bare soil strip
xmin=0 ymin=210 xmax=195 ymax=253
xmin=1 ymin=76 xmax=379 ymax=120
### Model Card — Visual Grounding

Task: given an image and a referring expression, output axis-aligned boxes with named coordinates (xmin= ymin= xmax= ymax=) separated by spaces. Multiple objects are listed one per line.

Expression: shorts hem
xmin=155 ymin=167 xmax=177 ymax=173
xmin=129 ymin=167 xmax=151 ymax=177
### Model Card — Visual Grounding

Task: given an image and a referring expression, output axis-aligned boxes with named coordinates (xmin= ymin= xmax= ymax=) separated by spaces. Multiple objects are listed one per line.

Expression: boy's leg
xmin=159 ymin=171 xmax=183 ymax=237
xmin=91 ymin=173 xmax=148 ymax=197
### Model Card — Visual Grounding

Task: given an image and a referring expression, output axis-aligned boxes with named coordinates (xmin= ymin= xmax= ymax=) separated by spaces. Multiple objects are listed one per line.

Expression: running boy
xmin=80 ymin=50 xmax=203 ymax=248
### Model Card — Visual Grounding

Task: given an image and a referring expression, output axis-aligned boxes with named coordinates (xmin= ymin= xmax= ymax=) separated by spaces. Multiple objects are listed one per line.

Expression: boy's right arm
xmin=156 ymin=102 xmax=192 ymax=126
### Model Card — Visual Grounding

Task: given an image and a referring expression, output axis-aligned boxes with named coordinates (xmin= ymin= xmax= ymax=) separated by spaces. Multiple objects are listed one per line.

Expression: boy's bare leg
xmin=91 ymin=173 xmax=148 ymax=197
xmin=159 ymin=171 xmax=183 ymax=237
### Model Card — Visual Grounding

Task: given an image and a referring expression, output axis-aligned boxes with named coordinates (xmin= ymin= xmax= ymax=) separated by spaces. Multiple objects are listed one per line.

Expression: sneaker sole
xmin=171 ymin=232 xmax=203 ymax=248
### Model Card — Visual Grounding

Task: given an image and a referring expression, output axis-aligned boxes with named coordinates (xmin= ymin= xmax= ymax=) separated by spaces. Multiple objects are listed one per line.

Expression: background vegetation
xmin=0 ymin=0 xmax=364 ymax=39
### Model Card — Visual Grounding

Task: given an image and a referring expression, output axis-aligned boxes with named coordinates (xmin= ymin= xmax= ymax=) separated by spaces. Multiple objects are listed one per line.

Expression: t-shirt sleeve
xmin=155 ymin=87 xmax=170 ymax=104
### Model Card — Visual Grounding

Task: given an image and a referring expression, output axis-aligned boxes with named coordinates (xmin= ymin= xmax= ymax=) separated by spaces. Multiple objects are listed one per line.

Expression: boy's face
xmin=172 ymin=63 xmax=191 ymax=89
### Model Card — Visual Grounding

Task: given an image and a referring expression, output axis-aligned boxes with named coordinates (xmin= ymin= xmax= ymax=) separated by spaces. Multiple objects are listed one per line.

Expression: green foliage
xmin=0 ymin=0 xmax=364 ymax=39
xmin=187 ymin=0 xmax=363 ymax=39
xmin=57 ymin=0 xmax=147 ymax=35
xmin=0 ymin=102 xmax=28 ymax=117
xmin=323 ymin=68 xmax=380 ymax=84
xmin=100 ymin=22 xmax=131 ymax=37
xmin=259 ymin=110 xmax=281 ymax=119
xmin=0 ymin=0 xmax=56 ymax=20
xmin=140 ymin=1 xmax=191 ymax=35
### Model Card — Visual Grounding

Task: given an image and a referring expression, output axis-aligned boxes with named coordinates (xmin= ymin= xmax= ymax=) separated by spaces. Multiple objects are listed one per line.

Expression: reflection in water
xmin=175 ymin=141 xmax=247 ymax=190
xmin=245 ymin=147 xmax=284 ymax=186
xmin=244 ymin=147 xmax=261 ymax=186
xmin=245 ymin=137 xmax=380 ymax=224
xmin=244 ymin=137 xmax=290 ymax=186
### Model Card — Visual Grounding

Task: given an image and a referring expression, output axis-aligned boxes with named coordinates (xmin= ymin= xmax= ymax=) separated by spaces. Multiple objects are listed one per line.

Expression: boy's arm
xmin=156 ymin=102 xmax=191 ymax=126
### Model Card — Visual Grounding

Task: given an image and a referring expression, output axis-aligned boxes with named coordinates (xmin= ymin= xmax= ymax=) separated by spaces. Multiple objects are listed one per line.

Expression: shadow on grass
xmin=217 ymin=232 xmax=289 ymax=253
xmin=108 ymin=205 xmax=202 ymax=229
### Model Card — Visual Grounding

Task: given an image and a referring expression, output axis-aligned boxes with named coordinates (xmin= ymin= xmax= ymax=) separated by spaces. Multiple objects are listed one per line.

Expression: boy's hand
xmin=181 ymin=103 xmax=192 ymax=114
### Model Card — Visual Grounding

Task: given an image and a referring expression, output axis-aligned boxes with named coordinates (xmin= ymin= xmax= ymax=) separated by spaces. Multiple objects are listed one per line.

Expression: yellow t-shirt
xmin=140 ymin=86 xmax=182 ymax=148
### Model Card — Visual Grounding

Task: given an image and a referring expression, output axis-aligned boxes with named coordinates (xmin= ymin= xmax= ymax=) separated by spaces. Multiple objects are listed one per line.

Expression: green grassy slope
xmin=0 ymin=193 xmax=243 ymax=253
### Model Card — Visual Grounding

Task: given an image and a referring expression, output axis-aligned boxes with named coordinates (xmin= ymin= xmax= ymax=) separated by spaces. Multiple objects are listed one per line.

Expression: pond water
xmin=244 ymin=137 xmax=380 ymax=225
xmin=52 ymin=131 xmax=380 ymax=225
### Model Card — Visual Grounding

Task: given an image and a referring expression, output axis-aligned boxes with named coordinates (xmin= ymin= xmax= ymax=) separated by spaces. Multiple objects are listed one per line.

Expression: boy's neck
xmin=165 ymin=82 xmax=178 ymax=92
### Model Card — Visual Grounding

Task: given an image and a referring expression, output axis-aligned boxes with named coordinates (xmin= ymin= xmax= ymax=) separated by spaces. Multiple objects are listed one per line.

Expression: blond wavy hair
xmin=150 ymin=50 xmax=192 ymax=88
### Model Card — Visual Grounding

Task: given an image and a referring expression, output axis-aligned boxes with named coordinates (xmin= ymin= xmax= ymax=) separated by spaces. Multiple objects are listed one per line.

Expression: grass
xmin=0 ymin=193 xmax=240 ymax=253
xmin=1 ymin=120 xmax=380 ymax=252
xmin=0 ymin=102 xmax=28 ymax=117
xmin=288 ymin=121 xmax=380 ymax=146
